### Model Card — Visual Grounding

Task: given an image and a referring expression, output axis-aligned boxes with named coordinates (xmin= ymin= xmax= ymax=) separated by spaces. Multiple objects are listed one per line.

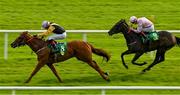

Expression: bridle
xmin=120 ymin=21 xmax=137 ymax=46
xmin=118 ymin=21 xmax=132 ymax=35
xmin=26 ymin=37 xmax=34 ymax=44
xmin=25 ymin=35 xmax=47 ymax=54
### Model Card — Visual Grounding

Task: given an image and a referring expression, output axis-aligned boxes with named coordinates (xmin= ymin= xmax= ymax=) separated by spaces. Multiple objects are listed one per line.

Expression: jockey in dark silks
xmin=38 ymin=21 xmax=66 ymax=50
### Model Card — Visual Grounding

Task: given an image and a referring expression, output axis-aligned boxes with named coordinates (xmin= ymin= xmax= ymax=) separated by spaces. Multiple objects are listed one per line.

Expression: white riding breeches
xmin=48 ymin=32 xmax=67 ymax=40
xmin=142 ymin=25 xmax=155 ymax=32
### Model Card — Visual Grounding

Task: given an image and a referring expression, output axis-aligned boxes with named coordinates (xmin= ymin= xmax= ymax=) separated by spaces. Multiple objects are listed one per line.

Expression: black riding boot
xmin=48 ymin=40 xmax=57 ymax=52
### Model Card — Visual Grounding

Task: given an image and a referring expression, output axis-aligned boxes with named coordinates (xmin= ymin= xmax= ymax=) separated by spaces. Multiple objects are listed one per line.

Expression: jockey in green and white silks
xmin=129 ymin=16 xmax=156 ymax=44
xmin=129 ymin=16 xmax=155 ymax=33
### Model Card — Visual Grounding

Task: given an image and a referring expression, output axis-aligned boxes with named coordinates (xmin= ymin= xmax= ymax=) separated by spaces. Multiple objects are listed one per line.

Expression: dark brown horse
xmin=108 ymin=19 xmax=180 ymax=73
xmin=11 ymin=31 xmax=110 ymax=83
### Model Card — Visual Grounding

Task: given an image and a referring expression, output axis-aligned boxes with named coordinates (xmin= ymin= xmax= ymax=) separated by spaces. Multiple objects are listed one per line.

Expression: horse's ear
xmin=119 ymin=19 xmax=126 ymax=23
xmin=22 ymin=31 xmax=29 ymax=35
xmin=121 ymin=19 xmax=126 ymax=22
xmin=21 ymin=31 xmax=29 ymax=36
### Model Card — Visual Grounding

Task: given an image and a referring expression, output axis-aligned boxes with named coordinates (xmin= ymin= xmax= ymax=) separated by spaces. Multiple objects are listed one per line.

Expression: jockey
xmin=38 ymin=21 xmax=66 ymax=50
xmin=129 ymin=16 xmax=155 ymax=44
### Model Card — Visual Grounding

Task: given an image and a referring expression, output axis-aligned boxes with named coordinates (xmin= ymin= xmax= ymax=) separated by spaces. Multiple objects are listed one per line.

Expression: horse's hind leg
xmin=141 ymin=49 xmax=166 ymax=73
xmin=87 ymin=60 xmax=110 ymax=82
xmin=47 ymin=63 xmax=63 ymax=83
xmin=131 ymin=52 xmax=147 ymax=66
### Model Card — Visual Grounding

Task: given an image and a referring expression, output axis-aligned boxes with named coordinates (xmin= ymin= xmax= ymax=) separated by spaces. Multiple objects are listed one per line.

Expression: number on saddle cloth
xmin=147 ymin=31 xmax=159 ymax=41
xmin=47 ymin=42 xmax=67 ymax=55
xmin=141 ymin=31 xmax=159 ymax=43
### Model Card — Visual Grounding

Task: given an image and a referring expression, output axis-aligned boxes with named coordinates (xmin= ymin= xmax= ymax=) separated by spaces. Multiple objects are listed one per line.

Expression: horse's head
xmin=11 ymin=31 xmax=31 ymax=48
xmin=108 ymin=19 xmax=129 ymax=36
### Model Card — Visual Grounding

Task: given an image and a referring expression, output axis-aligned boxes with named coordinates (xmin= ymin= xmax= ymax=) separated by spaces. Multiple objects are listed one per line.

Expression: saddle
xmin=47 ymin=41 xmax=67 ymax=55
xmin=141 ymin=31 xmax=159 ymax=44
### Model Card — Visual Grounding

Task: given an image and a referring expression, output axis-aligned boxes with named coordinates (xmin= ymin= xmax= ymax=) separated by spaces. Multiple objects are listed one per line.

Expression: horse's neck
xmin=122 ymin=30 xmax=135 ymax=44
xmin=26 ymin=38 xmax=47 ymax=52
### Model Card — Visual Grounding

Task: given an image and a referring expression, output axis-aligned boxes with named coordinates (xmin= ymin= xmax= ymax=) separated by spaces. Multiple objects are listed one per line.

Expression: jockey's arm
xmin=131 ymin=27 xmax=141 ymax=33
xmin=137 ymin=23 xmax=147 ymax=37
xmin=38 ymin=25 xmax=55 ymax=36
xmin=136 ymin=21 xmax=143 ymax=33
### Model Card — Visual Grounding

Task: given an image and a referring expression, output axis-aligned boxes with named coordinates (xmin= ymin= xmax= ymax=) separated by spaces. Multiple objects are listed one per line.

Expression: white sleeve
xmin=137 ymin=21 xmax=143 ymax=33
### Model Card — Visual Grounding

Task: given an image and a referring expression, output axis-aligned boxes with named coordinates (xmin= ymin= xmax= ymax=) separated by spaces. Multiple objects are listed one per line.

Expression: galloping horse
xmin=108 ymin=19 xmax=180 ymax=73
xmin=11 ymin=31 xmax=110 ymax=83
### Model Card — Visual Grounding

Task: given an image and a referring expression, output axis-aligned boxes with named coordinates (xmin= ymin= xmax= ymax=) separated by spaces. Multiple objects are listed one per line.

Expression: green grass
xmin=1 ymin=0 xmax=180 ymax=30
xmin=1 ymin=33 xmax=180 ymax=94
xmin=1 ymin=0 xmax=180 ymax=94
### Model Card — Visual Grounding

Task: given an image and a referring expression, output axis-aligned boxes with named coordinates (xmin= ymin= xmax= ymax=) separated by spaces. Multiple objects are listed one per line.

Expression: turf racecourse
xmin=1 ymin=0 xmax=180 ymax=94
xmin=0 ymin=33 xmax=180 ymax=94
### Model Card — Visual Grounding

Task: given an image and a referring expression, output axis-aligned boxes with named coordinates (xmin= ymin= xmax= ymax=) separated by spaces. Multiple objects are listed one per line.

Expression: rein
xmin=128 ymin=28 xmax=132 ymax=34
xmin=35 ymin=47 xmax=46 ymax=54
xmin=121 ymin=22 xmax=139 ymax=46
xmin=26 ymin=37 xmax=34 ymax=43
xmin=25 ymin=36 xmax=47 ymax=54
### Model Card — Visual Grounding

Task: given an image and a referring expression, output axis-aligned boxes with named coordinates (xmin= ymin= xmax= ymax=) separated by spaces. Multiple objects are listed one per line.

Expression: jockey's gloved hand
xmin=140 ymin=32 xmax=147 ymax=38
xmin=129 ymin=28 xmax=136 ymax=32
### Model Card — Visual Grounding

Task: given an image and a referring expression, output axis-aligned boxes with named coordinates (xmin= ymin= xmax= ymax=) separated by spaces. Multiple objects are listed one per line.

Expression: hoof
xmin=24 ymin=81 xmax=29 ymax=83
xmin=106 ymin=78 xmax=111 ymax=82
xmin=59 ymin=81 xmax=63 ymax=83
xmin=143 ymin=62 xmax=148 ymax=65
xmin=125 ymin=65 xmax=128 ymax=69
xmin=104 ymin=72 xmax=109 ymax=76
xmin=139 ymin=71 xmax=145 ymax=75
xmin=139 ymin=69 xmax=146 ymax=74
xmin=104 ymin=72 xmax=110 ymax=82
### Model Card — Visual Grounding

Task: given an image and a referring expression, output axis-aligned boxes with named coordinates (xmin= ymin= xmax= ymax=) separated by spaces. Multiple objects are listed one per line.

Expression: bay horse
xmin=108 ymin=19 xmax=180 ymax=73
xmin=11 ymin=31 xmax=110 ymax=83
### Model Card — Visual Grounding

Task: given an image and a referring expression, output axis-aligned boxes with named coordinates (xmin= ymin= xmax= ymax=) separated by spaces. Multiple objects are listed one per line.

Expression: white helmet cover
xmin=42 ymin=21 xmax=50 ymax=29
xmin=130 ymin=16 xmax=137 ymax=23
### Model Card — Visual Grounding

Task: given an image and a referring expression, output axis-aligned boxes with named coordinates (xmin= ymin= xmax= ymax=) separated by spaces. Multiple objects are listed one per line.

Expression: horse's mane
xmin=118 ymin=19 xmax=142 ymax=43
xmin=32 ymin=35 xmax=46 ymax=42
xmin=22 ymin=32 xmax=47 ymax=44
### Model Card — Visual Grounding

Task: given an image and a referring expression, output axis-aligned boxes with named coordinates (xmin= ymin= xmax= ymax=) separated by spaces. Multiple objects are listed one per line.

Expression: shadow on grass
xmin=35 ymin=72 xmax=151 ymax=86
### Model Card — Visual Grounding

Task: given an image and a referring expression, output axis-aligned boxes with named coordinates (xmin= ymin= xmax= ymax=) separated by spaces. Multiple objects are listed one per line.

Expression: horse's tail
xmin=176 ymin=37 xmax=180 ymax=46
xmin=88 ymin=43 xmax=110 ymax=62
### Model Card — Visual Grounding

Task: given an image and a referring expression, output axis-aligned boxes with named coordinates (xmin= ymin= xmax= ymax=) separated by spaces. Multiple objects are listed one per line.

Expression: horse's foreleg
xmin=87 ymin=60 xmax=110 ymax=82
xmin=141 ymin=49 xmax=166 ymax=73
xmin=47 ymin=64 xmax=63 ymax=83
xmin=25 ymin=60 xmax=46 ymax=83
xmin=132 ymin=52 xmax=147 ymax=66
xmin=121 ymin=50 xmax=132 ymax=69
